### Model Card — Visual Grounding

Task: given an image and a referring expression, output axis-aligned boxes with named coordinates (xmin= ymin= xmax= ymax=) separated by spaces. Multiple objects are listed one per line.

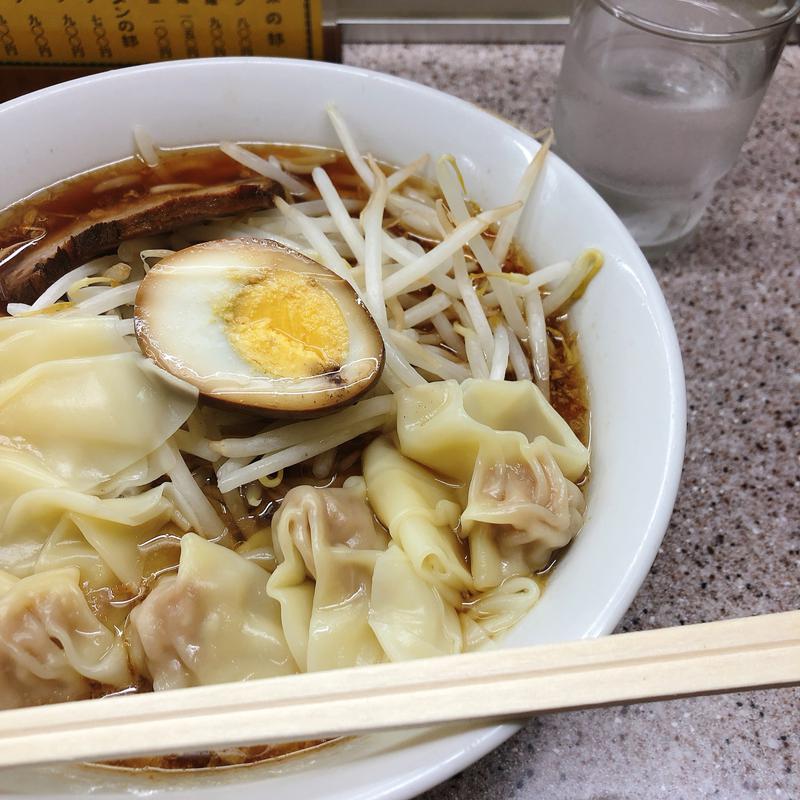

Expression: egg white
xmin=134 ymin=238 xmax=384 ymax=412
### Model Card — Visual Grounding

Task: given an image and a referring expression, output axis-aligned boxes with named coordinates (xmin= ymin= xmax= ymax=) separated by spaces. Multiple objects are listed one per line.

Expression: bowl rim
xmin=0 ymin=56 xmax=687 ymax=800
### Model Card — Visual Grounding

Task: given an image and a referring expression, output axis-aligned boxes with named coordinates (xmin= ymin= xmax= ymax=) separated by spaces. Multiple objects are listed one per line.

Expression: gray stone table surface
xmin=343 ymin=43 xmax=800 ymax=800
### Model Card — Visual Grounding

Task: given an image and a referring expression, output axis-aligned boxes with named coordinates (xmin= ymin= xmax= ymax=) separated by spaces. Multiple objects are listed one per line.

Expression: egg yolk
xmin=219 ymin=268 xmax=349 ymax=379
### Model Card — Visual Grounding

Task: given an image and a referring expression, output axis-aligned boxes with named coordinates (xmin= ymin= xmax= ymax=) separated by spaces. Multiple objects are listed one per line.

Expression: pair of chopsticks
xmin=0 ymin=610 xmax=797 ymax=768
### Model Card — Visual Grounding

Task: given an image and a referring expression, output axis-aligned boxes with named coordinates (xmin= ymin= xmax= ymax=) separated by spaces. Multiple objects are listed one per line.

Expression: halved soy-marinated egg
xmin=134 ymin=238 xmax=384 ymax=416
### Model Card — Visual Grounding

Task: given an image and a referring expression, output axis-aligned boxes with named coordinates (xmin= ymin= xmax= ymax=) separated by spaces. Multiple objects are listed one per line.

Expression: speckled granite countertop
xmin=343 ymin=43 xmax=800 ymax=800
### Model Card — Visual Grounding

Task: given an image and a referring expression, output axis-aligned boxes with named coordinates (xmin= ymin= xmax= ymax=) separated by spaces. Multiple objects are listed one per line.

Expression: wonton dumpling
xmin=0 ymin=446 xmax=65 ymax=531
xmin=0 ymin=352 xmax=197 ymax=491
xmin=1 ymin=485 xmax=173 ymax=582
xmin=369 ymin=545 xmax=463 ymax=660
xmin=462 ymin=437 xmax=585 ymax=580
xmin=268 ymin=483 xmax=388 ymax=671
xmin=0 ymin=567 xmax=131 ymax=709
xmin=128 ymin=533 xmax=296 ymax=690
xmin=363 ymin=436 xmax=472 ymax=605
xmin=95 ymin=450 xmax=174 ymax=498
xmin=396 ymin=379 xmax=588 ymax=483
xmin=460 ymin=576 xmax=540 ymax=651
xmin=0 ymin=317 xmax=131 ymax=382
xmin=236 ymin=528 xmax=278 ymax=573
xmin=34 ymin=517 xmax=117 ymax=592
xmin=0 ymin=569 xmax=18 ymax=594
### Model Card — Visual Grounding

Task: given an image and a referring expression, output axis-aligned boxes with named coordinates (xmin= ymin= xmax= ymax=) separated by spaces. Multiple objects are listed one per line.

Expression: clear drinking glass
xmin=553 ymin=0 xmax=800 ymax=253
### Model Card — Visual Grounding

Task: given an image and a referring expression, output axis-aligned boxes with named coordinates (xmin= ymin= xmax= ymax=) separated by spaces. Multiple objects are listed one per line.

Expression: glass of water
xmin=553 ymin=0 xmax=800 ymax=253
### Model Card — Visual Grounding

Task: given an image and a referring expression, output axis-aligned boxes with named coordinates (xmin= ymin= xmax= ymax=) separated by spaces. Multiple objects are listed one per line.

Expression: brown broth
xmin=0 ymin=144 xmax=590 ymax=771
xmin=0 ymin=143 xmax=350 ymax=284
xmin=100 ymin=739 xmax=336 ymax=772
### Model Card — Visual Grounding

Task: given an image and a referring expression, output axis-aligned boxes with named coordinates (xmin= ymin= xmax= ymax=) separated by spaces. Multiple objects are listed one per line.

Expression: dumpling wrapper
xmin=1 ymin=485 xmax=173 ymax=582
xmin=268 ymin=482 xmax=388 ymax=672
xmin=0 ymin=317 xmax=131 ymax=383
xmin=95 ymin=449 xmax=176 ymax=498
xmin=369 ymin=545 xmax=463 ymax=660
xmin=236 ymin=528 xmax=278 ymax=573
xmin=0 ymin=566 xmax=131 ymax=709
xmin=0 ymin=351 xmax=197 ymax=492
xmin=363 ymin=436 xmax=473 ymax=606
xmin=459 ymin=576 xmax=541 ymax=651
xmin=396 ymin=379 xmax=588 ymax=483
xmin=0 ymin=446 xmax=65 ymax=531
xmin=128 ymin=533 xmax=296 ymax=691
xmin=33 ymin=516 xmax=117 ymax=594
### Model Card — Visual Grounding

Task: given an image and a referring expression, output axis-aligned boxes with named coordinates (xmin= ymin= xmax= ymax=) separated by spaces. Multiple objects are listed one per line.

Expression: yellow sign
xmin=0 ymin=0 xmax=325 ymax=65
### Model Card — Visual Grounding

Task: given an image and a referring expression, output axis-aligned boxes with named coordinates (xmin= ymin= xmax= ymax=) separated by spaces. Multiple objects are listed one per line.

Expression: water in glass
xmin=553 ymin=0 xmax=788 ymax=251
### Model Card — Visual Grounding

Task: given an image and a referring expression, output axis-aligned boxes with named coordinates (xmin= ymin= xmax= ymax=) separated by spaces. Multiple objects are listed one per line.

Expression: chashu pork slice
xmin=0 ymin=178 xmax=283 ymax=305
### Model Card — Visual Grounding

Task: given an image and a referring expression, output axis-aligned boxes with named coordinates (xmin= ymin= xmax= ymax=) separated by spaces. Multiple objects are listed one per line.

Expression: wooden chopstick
xmin=0 ymin=610 xmax=797 ymax=768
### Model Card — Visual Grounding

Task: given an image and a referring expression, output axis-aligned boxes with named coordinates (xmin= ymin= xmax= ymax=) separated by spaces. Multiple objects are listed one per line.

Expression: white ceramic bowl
xmin=0 ymin=58 xmax=685 ymax=799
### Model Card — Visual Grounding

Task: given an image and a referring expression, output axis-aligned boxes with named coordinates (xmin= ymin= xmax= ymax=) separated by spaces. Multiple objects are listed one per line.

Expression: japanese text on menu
xmin=0 ymin=0 xmax=324 ymax=65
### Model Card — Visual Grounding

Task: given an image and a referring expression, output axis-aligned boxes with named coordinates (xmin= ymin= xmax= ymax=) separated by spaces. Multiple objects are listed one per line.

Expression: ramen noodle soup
xmin=0 ymin=109 xmax=599 ymax=768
